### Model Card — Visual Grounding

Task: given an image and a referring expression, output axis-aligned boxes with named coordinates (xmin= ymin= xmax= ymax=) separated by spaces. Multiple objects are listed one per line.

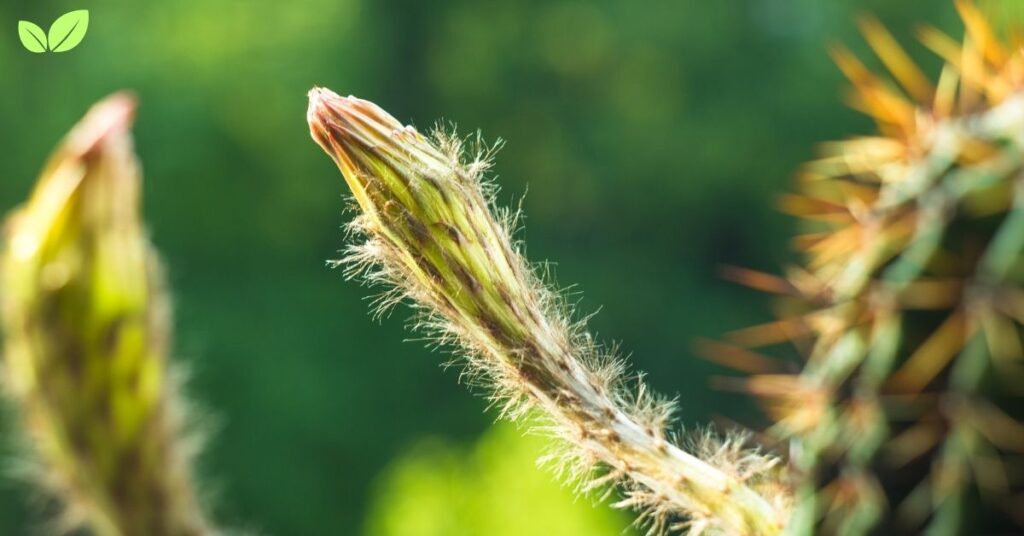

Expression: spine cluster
xmin=718 ymin=3 xmax=1024 ymax=533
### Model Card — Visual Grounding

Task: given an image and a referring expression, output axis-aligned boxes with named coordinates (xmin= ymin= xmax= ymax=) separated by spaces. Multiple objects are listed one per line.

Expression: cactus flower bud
xmin=1 ymin=94 xmax=212 ymax=536
xmin=308 ymin=87 xmax=789 ymax=535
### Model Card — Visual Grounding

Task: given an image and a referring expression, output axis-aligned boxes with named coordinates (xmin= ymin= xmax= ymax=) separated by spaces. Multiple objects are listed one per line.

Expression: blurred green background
xmin=0 ymin=1 xmax=965 ymax=534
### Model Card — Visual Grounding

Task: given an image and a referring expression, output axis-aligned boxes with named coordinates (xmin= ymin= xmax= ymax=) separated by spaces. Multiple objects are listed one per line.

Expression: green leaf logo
xmin=17 ymin=20 xmax=47 ymax=53
xmin=17 ymin=10 xmax=89 ymax=54
xmin=48 ymin=10 xmax=89 ymax=52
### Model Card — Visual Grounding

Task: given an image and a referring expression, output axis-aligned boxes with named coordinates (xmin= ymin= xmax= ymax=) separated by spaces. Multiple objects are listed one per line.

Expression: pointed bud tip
xmin=307 ymin=87 xmax=365 ymax=127
xmin=306 ymin=86 xmax=336 ymax=124
xmin=306 ymin=88 xmax=450 ymax=187
xmin=306 ymin=87 xmax=407 ymax=139
xmin=67 ymin=91 xmax=138 ymax=158
xmin=308 ymin=88 xmax=390 ymax=162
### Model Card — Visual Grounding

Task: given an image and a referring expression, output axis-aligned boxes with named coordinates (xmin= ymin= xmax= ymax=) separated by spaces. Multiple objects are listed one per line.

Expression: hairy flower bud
xmin=1 ymin=94 xmax=212 ymax=536
xmin=308 ymin=87 xmax=789 ymax=535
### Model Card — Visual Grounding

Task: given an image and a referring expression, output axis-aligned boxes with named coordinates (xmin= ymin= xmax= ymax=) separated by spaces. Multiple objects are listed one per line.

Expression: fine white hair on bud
xmin=308 ymin=87 xmax=791 ymax=534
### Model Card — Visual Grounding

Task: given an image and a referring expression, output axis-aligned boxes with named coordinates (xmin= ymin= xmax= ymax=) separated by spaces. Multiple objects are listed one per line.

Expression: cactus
xmin=719 ymin=1 xmax=1024 ymax=534
xmin=6 ymin=3 xmax=1018 ymax=536
xmin=0 ymin=95 xmax=213 ymax=535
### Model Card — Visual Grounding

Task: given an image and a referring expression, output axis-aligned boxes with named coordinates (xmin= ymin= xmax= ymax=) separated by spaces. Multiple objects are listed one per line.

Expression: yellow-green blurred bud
xmin=1 ymin=94 xmax=211 ymax=536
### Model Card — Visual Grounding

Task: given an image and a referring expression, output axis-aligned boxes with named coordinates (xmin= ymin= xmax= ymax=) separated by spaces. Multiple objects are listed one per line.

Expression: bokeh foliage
xmin=364 ymin=422 xmax=631 ymax=536
xmin=0 ymin=0 xmax=961 ymax=533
